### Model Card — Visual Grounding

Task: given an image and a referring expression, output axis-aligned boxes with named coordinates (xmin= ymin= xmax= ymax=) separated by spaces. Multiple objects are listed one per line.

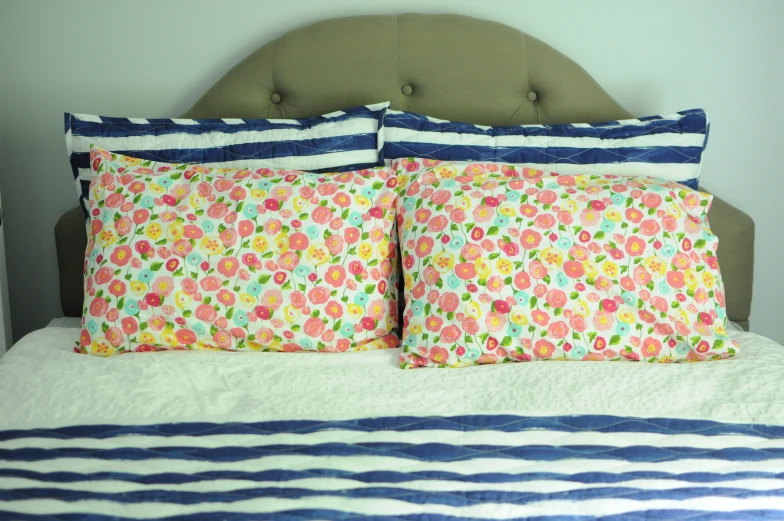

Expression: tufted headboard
xmin=55 ymin=13 xmax=754 ymax=329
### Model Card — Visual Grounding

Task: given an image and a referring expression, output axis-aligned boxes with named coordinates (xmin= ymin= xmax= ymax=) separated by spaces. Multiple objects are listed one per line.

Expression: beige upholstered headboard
xmin=55 ymin=13 xmax=754 ymax=328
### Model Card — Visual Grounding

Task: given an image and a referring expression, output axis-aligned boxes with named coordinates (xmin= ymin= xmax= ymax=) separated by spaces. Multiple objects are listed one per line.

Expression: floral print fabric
xmin=394 ymin=159 xmax=736 ymax=368
xmin=78 ymin=147 xmax=399 ymax=356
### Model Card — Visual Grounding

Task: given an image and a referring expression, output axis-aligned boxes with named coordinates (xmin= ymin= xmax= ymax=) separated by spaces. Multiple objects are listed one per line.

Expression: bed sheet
xmin=0 ymin=327 xmax=783 ymax=520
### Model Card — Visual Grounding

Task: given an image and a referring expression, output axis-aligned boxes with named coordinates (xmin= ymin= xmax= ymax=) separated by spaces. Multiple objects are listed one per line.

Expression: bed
xmin=2 ymin=13 xmax=779 ymax=520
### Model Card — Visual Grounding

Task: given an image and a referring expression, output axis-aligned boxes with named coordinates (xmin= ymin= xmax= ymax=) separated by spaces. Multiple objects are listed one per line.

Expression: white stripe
xmin=322 ymin=110 xmax=346 ymax=119
xmin=221 ymin=118 xmax=245 ymax=124
xmin=170 ymin=118 xmax=198 ymax=125
xmin=383 ymin=126 xmax=707 ymax=149
xmin=127 ymin=118 xmax=149 ymax=124
xmin=1 ymin=496 xmax=780 ymax=519
xmin=73 ymin=113 xmax=102 ymax=123
xmin=1 ymin=476 xmax=782 ymax=495
xmin=5 ymin=429 xmax=782 ymax=450
xmin=5 ymin=455 xmax=784 ymax=476
xmin=69 ymin=118 xmax=378 ymax=154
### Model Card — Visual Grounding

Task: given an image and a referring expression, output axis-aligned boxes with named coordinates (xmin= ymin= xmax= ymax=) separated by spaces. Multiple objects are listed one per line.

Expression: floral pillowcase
xmin=79 ymin=147 xmax=399 ymax=356
xmin=394 ymin=159 xmax=736 ymax=368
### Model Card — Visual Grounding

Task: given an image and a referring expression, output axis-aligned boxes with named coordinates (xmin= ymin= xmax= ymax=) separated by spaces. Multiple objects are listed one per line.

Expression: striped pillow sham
xmin=382 ymin=108 xmax=708 ymax=189
xmin=66 ymin=102 xmax=389 ymax=217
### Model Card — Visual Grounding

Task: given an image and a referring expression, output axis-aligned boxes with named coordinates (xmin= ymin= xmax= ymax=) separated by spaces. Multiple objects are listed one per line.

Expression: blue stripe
xmin=1 ymin=443 xmax=781 ymax=463
xmin=0 ymin=467 xmax=779 ymax=485
xmin=0 ymin=511 xmax=781 ymax=521
xmin=384 ymin=110 xmax=707 ymax=139
xmin=383 ymin=143 xmax=704 ymax=166
xmin=3 ymin=485 xmax=784 ymax=505
xmin=3 ymin=415 xmax=781 ymax=441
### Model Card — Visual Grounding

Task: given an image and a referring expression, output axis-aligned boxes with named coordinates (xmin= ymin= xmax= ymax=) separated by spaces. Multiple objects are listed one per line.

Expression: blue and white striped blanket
xmin=2 ymin=415 xmax=784 ymax=520
xmin=2 ymin=328 xmax=783 ymax=520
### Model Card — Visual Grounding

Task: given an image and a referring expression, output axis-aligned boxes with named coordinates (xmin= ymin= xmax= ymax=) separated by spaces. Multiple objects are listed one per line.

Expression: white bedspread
xmin=1 ymin=327 xmax=781 ymax=430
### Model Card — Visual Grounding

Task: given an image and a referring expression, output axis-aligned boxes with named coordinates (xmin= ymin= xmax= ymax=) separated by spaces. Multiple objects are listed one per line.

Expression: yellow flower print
xmin=702 ymin=271 xmax=715 ymax=288
xmin=434 ymin=165 xmax=458 ymax=179
xmin=347 ymin=304 xmax=364 ymax=320
xmin=666 ymin=204 xmax=683 ymax=219
xmin=358 ymin=242 xmax=373 ymax=261
xmin=253 ymin=189 xmax=268 ymax=201
xmin=90 ymin=338 xmax=114 ymax=357
xmin=465 ymin=301 xmax=482 ymax=319
xmin=146 ymin=223 xmax=162 ymax=241
xmin=239 ymin=293 xmax=256 ymax=308
xmin=252 ymin=235 xmax=269 ymax=253
xmin=273 ymin=233 xmax=289 ymax=254
xmin=197 ymin=340 xmax=220 ymax=351
xmin=574 ymin=300 xmax=590 ymax=317
xmin=283 ymin=305 xmax=300 ymax=323
xmin=149 ymin=183 xmax=166 ymax=195
xmin=582 ymin=260 xmax=599 ymax=279
xmin=574 ymin=175 xmax=590 ymax=187
xmin=355 ymin=195 xmax=371 ymax=210
xmin=602 ymin=261 xmax=619 ymax=278
xmin=376 ymin=240 xmax=390 ymax=259
xmin=510 ymin=309 xmax=528 ymax=325
xmin=432 ymin=251 xmax=455 ymax=274
xmin=474 ymin=258 xmax=492 ymax=279
xmin=678 ymin=309 xmax=690 ymax=325
xmin=617 ymin=309 xmax=636 ymax=324
xmin=644 ymin=256 xmax=667 ymax=277
xmin=404 ymin=274 xmax=414 ymax=290
xmin=131 ymin=281 xmax=148 ymax=295
xmin=190 ymin=194 xmax=205 ymax=208
xmin=120 ymin=155 xmax=141 ymax=166
xmin=455 ymin=196 xmax=471 ymax=211
xmin=540 ymin=247 xmax=564 ymax=270
xmin=307 ymin=243 xmax=330 ymax=265
xmin=403 ymin=216 xmax=413 ymax=231
xmin=174 ymin=291 xmax=191 ymax=309
xmin=713 ymin=323 xmax=726 ymax=336
xmin=99 ymin=228 xmax=118 ymax=247
xmin=496 ymin=258 xmax=513 ymax=275
xmin=167 ymin=223 xmax=184 ymax=241
xmin=604 ymin=208 xmax=622 ymax=223
xmin=409 ymin=322 xmax=423 ymax=335
xmin=161 ymin=328 xmax=179 ymax=347
xmin=562 ymin=200 xmax=578 ymax=214
xmin=245 ymin=340 xmax=264 ymax=351
xmin=139 ymin=332 xmax=156 ymax=344
xmin=498 ymin=203 xmax=517 ymax=217
xmin=684 ymin=269 xmax=699 ymax=290
xmin=201 ymin=236 xmax=224 ymax=256
xmin=397 ymin=174 xmax=410 ymax=188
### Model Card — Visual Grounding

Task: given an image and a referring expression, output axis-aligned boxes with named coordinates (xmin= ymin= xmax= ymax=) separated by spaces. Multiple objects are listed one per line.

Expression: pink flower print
xmin=105 ymin=327 xmax=124 ymax=347
xmin=547 ymin=321 xmax=569 ymax=339
xmin=148 ymin=315 xmax=166 ymax=332
xmin=653 ymin=323 xmax=675 ymax=336
xmin=414 ymin=208 xmax=432 ymax=223
xmin=423 ymin=266 xmax=440 ymax=286
xmin=145 ymin=294 xmax=161 ymax=307
xmin=108 ymin=279 xmax=126 ymax=297
xmin=312 ymin=206 xmax=333 ymax=225
xmin=672 ymin=253 xmax=691 ymax=270
xmin=594 ymin=336 xmax=607 ymax=351
xmin=260 ymin=289 xmax=283 ymax=310
xmin=531 ymin=309 xmax=550 ymax=327
xmin=590 ymin=200 xmax=606 ymax=211
xmin=579 ymin=209 xmax=601 ymax=227
xmin=329 ymin=217 xmax=343 ymax=230
xmin=514 ymin=271 xmax=532 ymax=290
xmin=638 ymin=310 xmax=656 ymax=323
xmin=641 ymin=337 xmax=662 ymax=357
xmin=486 ymin=275 xmax=504 ymax=293
xmin=431 ymin=190 xmax=451 ymax=205
xmin=273 ymin=272 xmax=287 ymax=285
xmin=427 ymin=346 xmax=449 ymax=364
xmin=620 ymin=276 xmax=636 ymax=292
xmin=325 ymin=266 xmax=347 ymax=288
xmin=569 ymin=315 xmax=587 ymax=333
xmin=641 ymin=193 xmax=662 ymax=209
xmin=593 ymin=311 xmax=614 ymax=331
xmin=216 ymin=257 xmax=239 ymax=278
xmin=545 ymin=289 xmax=567 ymax=309
xmin=625 ymin=208 xmax=643 ymax=224
xmin=89 ymin=298 xmax=108 ymax=317
xmin=534 ymin=214 xmax=556 ymax=229
xmin=302 ymin=317 xmax=325 ymax=338
xmin=624 ymin=236 xmax=646 ymax=257
xmin=519 ymin=229 xmax=542 ymax=250
xmin=183 ymin=225 xmax=203 ymax=239
xmin=485 ymin=312 xmax=505 ymax=332
xmin=94 ymin=267 xmax=113 ymax=285
xmin=344 ymin=227 xmax=360 ymax=244
xmin=440 ymin=325 xmax=462 ymax=344
xmin=325 ymin=234 xmax=345 ymax=254
xmin=427 ymin=215 xmax=449 ymax=233
xmin=601 ymin=299 xmax=618 ymax=313
xmin=425 ymin=316 xmax=444 ymax=333
xmin=277 ymin=251 xmax=299 ymax=271
xmin=536 ymin=190 xmax=557 ymax=205
xmin=324 ymin=300 xmax=343 ymax=319
xmin=213 ymin=330 xmax=232 ymax=349
xmin=122 ymin=317 xmax=138 ymax=335
xmin=105 ymin=193 xmax=126 ymax=208
xmin=494 ymin=300 xmax=511 ymax=314
xmin=199 ymin=276 xmax=221 ymax=292
xmin=455 ymin=263 xmax=477 ymax=280
xmin=165 ymin=258 xmax=179 ymax=272
xmin=220 ymin=228 xmax=237 ymax=248
xmin=415 ymin=237 xmax=434 ymax=258
xmin=666 ymin=271 xmax=685 ymax=289
xmin=316 ymin=183 xmax=338 ymax=196
xmin=207 ymin=203 xmax=228 ymax=219
xmin=528 ymin=260 xmax=547 ymax=280
xmin=534 ymin=339 xmax=555 ymax=359
xmin=638 ymin=219 xmax=661 ymax=237
xmin=650 ymin=296 xmax=669 ymax=313
xmin=698 ymin=312 xmax=714 ymax=325
xmin=151 ymin=276 xmax=174 ymax=297
xmin=110 ymin=246 xmax=133 ymax=267
xmin=472 ymin=205 xmax=493 ymax=223
xmin=462 ymin=317 xmax=480 ymax=335
xmin=308 ymin=287 xmax=330 ymax=305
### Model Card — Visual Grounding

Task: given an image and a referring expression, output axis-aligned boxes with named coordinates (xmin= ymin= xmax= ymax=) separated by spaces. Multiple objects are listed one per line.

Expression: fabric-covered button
xmin=527 ymin=91 xmax=538 ymax=102
xmin=401 ymin=85 xmax=413 ymax=96
xmin=270 ymin=92 xmax=281 ymax=104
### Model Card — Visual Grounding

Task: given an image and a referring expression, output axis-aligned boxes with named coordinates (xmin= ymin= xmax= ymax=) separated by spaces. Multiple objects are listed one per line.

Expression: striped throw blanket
xmin=2 ymin=414 xmax=782 ymax=520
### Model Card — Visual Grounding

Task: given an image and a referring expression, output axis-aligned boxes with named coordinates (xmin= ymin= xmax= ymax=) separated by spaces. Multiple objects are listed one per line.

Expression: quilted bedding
xmin=1 ymin=327 xmax=783 ymax=520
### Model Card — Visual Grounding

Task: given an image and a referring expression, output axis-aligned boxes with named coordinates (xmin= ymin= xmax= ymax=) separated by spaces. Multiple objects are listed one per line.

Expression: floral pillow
xmin=78 ymin=147 xmax=399 ymax=356
xmin=394 ymin=159 xmax=736 ymax=368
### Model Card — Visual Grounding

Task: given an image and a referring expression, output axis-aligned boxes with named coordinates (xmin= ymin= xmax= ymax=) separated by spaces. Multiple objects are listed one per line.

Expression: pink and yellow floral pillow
xmin=394 ymin=159 xmax=736 ymax=368
xmin=78 ymin=147 xmax=399 ymax=355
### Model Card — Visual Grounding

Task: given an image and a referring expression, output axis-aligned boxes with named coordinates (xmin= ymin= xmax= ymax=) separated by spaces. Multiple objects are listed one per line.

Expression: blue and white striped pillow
xmin=382 ymin=108 xmax=708 ymax=189
xmin=66 ymin=102 xmax=389 ymax=216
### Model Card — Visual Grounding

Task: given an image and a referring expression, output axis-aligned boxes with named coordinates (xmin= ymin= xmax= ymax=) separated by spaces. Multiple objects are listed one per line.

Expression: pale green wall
xmin=0 ymin=0 xmax=782 ymax=343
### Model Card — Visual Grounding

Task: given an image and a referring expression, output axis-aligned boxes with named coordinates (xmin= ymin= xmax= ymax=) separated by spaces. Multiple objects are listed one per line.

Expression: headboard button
xmin=401 ymin=85 xmax=413 ymax=96
xmin=270 ymin=92 xmax=282 ymax=104
xmin=527 ymin=91 xmax=538 ymax=102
